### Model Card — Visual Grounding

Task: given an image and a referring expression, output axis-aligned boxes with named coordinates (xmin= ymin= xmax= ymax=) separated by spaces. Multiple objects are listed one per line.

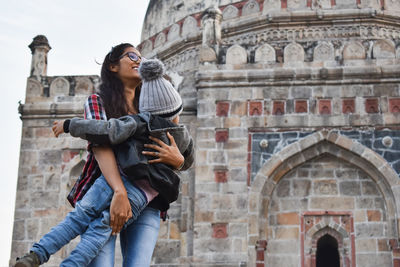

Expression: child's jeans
xmin=31 ymin=175 xmax=148 ymax=266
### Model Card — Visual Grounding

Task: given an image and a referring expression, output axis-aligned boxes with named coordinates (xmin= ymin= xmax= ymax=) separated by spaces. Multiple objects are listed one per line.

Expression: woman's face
xmin=112 ymin=47 xmax=142 ymax=84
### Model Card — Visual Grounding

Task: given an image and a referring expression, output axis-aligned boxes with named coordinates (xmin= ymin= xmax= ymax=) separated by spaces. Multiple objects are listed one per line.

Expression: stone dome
xmin=141 ymin=0 xmax=243 ymax=41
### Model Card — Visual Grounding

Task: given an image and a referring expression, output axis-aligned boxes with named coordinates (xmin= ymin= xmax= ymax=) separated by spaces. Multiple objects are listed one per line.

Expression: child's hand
xmin=52 ymin=120 xmax=65 ymax=137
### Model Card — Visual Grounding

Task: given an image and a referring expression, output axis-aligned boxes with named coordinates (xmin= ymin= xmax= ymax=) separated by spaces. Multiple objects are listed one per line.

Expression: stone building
xmin=10 ymin=0 xmax=400 ymax=266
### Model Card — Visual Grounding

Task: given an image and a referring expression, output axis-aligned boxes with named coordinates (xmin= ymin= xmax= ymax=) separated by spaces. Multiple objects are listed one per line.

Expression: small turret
xmin=28 ymin=35 xmax=51 ymax=80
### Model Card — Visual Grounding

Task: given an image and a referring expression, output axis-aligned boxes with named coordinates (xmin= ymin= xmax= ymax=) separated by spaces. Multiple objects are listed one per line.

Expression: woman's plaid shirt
xmin=67 ymin=94 xmax=107 ymax=207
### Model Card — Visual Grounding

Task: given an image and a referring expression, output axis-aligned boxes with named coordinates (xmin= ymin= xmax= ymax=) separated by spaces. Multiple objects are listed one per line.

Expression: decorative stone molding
xmin=343 ymin=41 xmax=366 ymax=60
xmin=226 ymin=44 xmax=247 ymax=64
xmin=182 ymin=16 xmax=198 ymax=37
xmin=139 ymin=40 xmax=153 ymax=57
xmin=242 ymin=0 xmax=260 ymax=16
xmin=154 ymin=32 xmax=166 ymax=48
xmin=254 ymin=43 xmax=276 ymax=63
xmin=167 ymin=24 xmax=181 ymax=43
xmin=372 ymin=39 xmax=396 ymax=59
xmin=25 ymin=78 xmax=43 ymax=100
xmin=314 ymin=41 xmax=334 ymax=61
xmin=284 ymin=42 xmax=305 ymax=63
xmin=50 ymin=77 xmax=70 ymax=97
xmin=222 ymin=5 xmax=239 ymax=20
xmin=74 ymin=77 xmax=93 ymax=96
xmin=262 ymin=0 xmax=281 ymax=12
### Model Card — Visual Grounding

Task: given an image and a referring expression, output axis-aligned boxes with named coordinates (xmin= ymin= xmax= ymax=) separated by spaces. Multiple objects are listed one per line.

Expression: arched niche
xmin=248 ymin=130 xmax=400 ymax=264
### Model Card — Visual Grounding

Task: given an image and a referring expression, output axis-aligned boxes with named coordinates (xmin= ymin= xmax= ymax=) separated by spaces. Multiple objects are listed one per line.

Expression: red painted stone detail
xmin=255 ymin=239 xmax=267 ymax=265
xmin=212 ymin=223 xmax=228 ymax=238
xmin=356 ymin=0 xmax=361 ymax=4
xmin=343 ymin=99 xmax=355 ymax=114
xmin=215 ymin=129 xmax=229 ymax=142
xmin=295 ymin=100 xmax=308 ymax=113
xmin=306 ymin=0 xmax=312 ymax=7
xmin=249 ymin=101 xmax=263 ymax=116
xmin=331 ymin=0 xmax=336 ymax=6
xmin=365 ymin=98 xmax=379 ymax=113
xmin=256 ymin=263 xmax=264 ymax=267
xmin=281 ymin=0 xmax=287 ymax=9
xmin=389 ymin=98 xmax=400 ymax=113
xmin=394 ymin=259 xmax=400 ymax=267
xmin=273 ymin=101 xmax=285 ymax=115
xmin=256 ymin=249 xmax=264 ymax=261
xmin=216 ymin=101 xmax=230 ymax=117
xmin=214 ymin=169 xmax=228 ymax=183
xmin=319 ymin=99 xmax=332 ymax=115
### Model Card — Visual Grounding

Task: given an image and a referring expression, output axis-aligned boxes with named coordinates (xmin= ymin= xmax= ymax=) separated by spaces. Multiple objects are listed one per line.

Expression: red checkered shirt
xmin=67 ymin=94 xmax=106 ymax=207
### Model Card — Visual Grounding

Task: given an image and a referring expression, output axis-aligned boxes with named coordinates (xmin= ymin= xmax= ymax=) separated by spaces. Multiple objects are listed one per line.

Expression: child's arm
xmin=54 ymin=116 xmax=141 ymax=145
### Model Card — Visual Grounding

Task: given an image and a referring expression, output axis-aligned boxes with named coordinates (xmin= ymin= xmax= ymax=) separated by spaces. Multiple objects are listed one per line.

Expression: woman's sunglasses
xmin=119 ymin=52 xmax=141 ymax=63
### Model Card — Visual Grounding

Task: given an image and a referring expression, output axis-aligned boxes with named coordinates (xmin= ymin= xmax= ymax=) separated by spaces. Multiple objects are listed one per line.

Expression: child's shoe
xmin=14 ymin=251 xmax=40 ymax=267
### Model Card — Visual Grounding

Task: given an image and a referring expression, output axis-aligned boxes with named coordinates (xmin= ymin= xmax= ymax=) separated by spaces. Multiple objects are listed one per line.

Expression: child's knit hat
xmin=138 ymin=58 xmax=183 ymax=120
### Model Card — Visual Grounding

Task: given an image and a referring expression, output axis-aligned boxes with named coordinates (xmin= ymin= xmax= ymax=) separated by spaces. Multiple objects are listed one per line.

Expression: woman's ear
xmin=109 ymin=64 xmax=119 ymax=73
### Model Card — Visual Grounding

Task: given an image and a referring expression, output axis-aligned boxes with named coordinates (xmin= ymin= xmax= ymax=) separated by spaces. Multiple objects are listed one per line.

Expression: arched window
xmin=316 ymin=234 xmax=340 ymax=267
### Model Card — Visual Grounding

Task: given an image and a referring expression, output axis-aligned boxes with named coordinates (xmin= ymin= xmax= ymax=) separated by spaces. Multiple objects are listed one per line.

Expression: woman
xmin=15 ymin=43 xmax=185 ymax=267
xmin=86 ymin=43 xmax=186 ymax=266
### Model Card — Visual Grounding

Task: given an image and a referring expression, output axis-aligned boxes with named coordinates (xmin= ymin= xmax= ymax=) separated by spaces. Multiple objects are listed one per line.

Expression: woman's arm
xmin=82 ymin=94 xmax=131 ymax=235
xmin=93 ymin=146 xmax=132 ymax=235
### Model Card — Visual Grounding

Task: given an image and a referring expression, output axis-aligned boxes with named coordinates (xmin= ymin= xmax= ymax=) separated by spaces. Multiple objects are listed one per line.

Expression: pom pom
xmin=138 ymin=58 xmax=165 ymax=81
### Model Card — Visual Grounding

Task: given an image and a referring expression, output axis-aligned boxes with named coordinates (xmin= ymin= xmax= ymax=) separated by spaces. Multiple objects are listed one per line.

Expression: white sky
xmin=0 ymin=1 xmax=150 ymax=265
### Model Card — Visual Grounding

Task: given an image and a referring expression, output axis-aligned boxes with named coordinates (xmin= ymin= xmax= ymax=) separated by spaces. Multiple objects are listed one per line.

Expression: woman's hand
xmin=109 ymin=190 xmax=132 ymax=235
xmin=52 ymin=120 xmax=65 ymax=137
xmin=142 ymin=132 xmax=184 ymax=169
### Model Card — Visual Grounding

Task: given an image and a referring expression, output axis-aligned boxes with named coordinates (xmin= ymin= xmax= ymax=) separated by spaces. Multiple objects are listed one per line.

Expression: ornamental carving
xmin=154 ymin=32 xmax=166 ymax=48
xmin=222 ymin=5 xmax=239 ymax=20
xmin=372 ymin=39 xmax=396 ymax=59
xmin=139 ymin=40 xmax=153 ymax=57
xmin=26 ymin=78 xmax=43 ymax=97
xmin=255 ymin=43 xmax=276 ymax=63
xmin=343 ymin=41 xmax=366 ymax=60
xmin=284 ymin=42 xmax=304 ymax=63
xmin=242 ymin=0 xmax=260 ymax=16
xmin=314 ymin=42 xmax=334 ymax=61
xmin=50 ymin=77 xmax=69 ymax=97
xmin=226 ymin=44 xmax=247 ymax=64
xmin=168 ymin=24 xmax=180 ymax=42
xmin=262 ymin=0 xmax=281 ymax=12
xmin=182 ymin=16 xmax=198 ymax=37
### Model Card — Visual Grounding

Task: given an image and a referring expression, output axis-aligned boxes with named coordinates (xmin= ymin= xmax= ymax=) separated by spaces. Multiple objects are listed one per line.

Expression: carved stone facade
xmin=10 ymin=0 xmax=400 ymax=266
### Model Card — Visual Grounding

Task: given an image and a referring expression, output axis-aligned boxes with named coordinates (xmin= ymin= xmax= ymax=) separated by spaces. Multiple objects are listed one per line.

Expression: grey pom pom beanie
xmin=138 ymin=58 xmax=183 ymax=120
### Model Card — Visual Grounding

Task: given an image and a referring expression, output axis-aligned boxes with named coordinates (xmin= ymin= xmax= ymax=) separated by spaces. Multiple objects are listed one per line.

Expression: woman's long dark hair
xmin=98 ymin=43 xmax=141 ymax=119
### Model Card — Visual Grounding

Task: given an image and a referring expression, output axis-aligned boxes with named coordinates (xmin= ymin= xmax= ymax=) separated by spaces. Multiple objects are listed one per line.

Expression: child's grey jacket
xmin=68 ymin=112 xmax=194 ymax=208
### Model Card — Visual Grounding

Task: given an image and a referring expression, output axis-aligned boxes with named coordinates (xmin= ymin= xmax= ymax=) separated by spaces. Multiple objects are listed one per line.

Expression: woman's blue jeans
xmin=88 ymin=206 xmax=160 ymax=267
xmin=31 ymin=175 xmax=156 ymax=266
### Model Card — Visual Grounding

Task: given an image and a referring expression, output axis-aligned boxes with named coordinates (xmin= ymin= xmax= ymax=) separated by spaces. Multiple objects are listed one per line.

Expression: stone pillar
xmin=28 ymin=35 xmax=51 ymax=81
xmin=200 ymin=6 xmax=222 ymax=59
